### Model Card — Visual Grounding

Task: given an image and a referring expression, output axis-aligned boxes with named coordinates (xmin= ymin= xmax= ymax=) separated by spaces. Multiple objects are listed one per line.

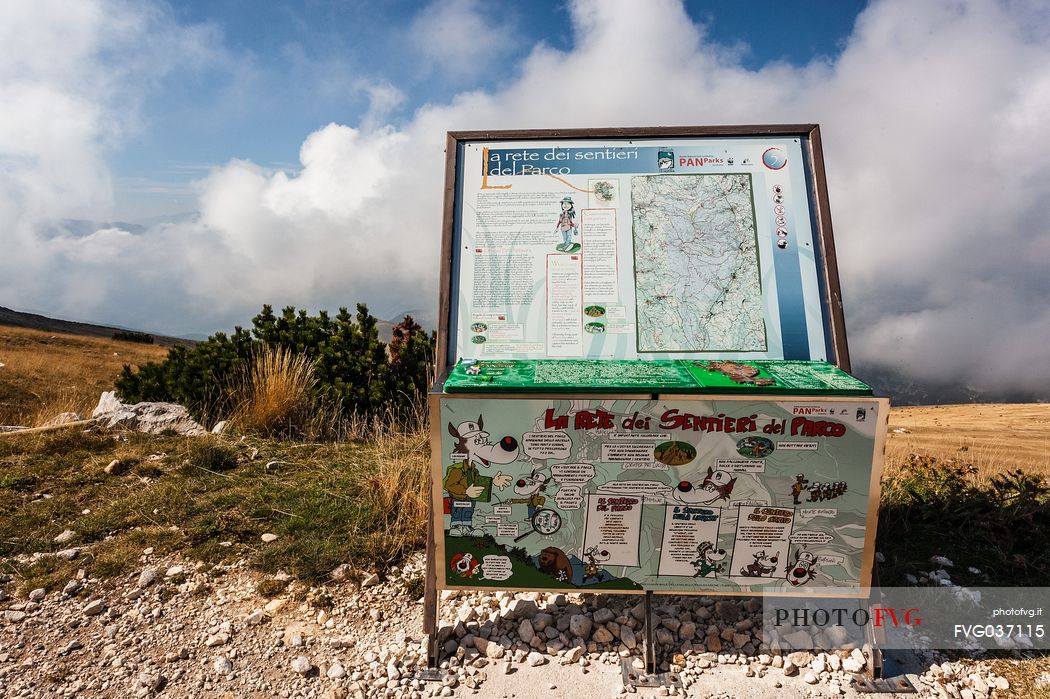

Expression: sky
xmin=1 ymin=0 xmax=1049 ymax=397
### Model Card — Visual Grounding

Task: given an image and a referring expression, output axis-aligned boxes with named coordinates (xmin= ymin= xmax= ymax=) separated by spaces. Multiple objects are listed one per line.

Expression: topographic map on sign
xmin=632 ymin=174 xmax=765 ymax=352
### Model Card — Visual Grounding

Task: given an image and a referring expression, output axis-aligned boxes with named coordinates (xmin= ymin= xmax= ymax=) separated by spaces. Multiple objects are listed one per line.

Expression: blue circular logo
xmin=762 ymin=147 xmax=787 ymax=170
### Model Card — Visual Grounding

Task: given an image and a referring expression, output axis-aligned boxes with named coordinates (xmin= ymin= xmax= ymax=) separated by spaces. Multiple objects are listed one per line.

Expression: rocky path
xmin=0 ymin=551 xmax=1014 ymax=698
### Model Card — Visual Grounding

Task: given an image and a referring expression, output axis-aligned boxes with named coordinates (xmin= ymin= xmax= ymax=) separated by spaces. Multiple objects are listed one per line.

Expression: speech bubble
xmin=496 ymin=523 xmax=519 ymax=538
xmin=522 ymin=431 xmax=572 ymax=459
xmin=492 ymin=505 xmax=512 ymax=516
xmin=480 ymin=555 xmax=513 ymax=581
xmin=790 ymin=530 xmax=834 ymax=545
xmin=485 ymin=516 xmax=501 ymax=524
xmin=554 ymin=485 xmax=583 ymax=510
xmin=597 ymin=480 xmax=668 ymax=504
xmin=602 ymin=443 xmax=654 ymax=466
xmin=817 ymin=554 xmax=845 ymax=565
xmin=551 ymin=462 xmax=596 ymax=485
xmin=715 ymin=458 xmax=766 ymax=473
xmin=798 ymin=508 xmax=837 ymax=520
xmin=777 ymin=441 xmax=818 ymax=451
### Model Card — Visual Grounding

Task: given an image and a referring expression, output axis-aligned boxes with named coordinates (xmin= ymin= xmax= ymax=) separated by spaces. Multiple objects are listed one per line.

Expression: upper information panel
xmin=444 ymin=130 xmax=844 ymax=367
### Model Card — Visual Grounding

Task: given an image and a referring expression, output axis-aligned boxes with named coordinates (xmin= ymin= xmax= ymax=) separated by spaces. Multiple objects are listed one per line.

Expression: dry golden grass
xmin=230 ymin=346 xmax=323 ymax=438
xmin=886 ymin=403 xmax=1050 ymax=479
xmin=0 ymin=325 xmax=168 ymax=426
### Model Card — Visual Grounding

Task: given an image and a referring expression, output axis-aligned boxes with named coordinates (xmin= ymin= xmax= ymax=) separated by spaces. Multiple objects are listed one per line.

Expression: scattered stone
xmin=527 ymin=651 xmax=547 ymax=667
xmin=137 ymin=568 xmax=159 ymax=588
xmin=244 ymin=610 xmax=265 ymax=625
xmin=83 ymin=599 xmax=105 ymax=616
xmin=803 ymin=672 xmax=818 ymax=684
xmin=213 ymin=656 xmax=233 ymax=675
xmin=54 ymin=529 xmax=76 ymax=544
xmin=261 ymin=533 xmax=278 ymax=543
xmin=28 ymin=588 xmax=45 ymax=602
xmin=104 ymin=459 xmax=127 ymax=475
xmin=63 ymin=579 xmax=82 ymax=595
xmin=569 ymin=614 xmax=593 ymax=640
xmin=57 ymin=640 xmax=82 ymax=656
xmin=327 ymin=661 xmax=346 ymax=679
xmin=55 ymin=548 xmax=80 ymax=560
xmin=361 ymin=573 xmax=380 ymax=587
xmin=291 ymin=655 xmax=313 ymax=675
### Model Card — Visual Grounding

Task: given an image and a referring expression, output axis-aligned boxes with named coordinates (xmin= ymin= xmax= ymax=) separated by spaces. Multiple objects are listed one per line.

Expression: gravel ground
xmin=0 ymin=550 xmax=1014 ymax=698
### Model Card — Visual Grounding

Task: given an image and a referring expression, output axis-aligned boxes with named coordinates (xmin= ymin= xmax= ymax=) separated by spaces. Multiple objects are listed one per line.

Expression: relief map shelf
xmin=443 ymin=358 xmax=872 ymax=395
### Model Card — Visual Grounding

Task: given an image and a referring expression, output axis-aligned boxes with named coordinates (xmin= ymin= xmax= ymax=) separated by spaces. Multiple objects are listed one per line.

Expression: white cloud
xmin=407 ymin=0 xmax=516 ymax=81
xmin=2 ymin=0 xmax=1049 ymax=395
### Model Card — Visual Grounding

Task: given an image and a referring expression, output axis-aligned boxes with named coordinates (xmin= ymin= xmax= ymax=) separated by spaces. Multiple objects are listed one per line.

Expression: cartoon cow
xmin=443 ymin=416 xmax=518 ymax=536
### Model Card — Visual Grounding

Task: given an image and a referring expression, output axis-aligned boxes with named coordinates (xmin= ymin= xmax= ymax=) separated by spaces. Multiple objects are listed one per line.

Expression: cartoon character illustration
xmin=581 ymin=546 xmax=611 ymax=584
xmin=739 ymin=550 xmax=779 ymax=577
xmin=807 ymin=481 xmax=821 ymax=502
xmin=785 ymin=547 xmax=818 ymax=587
xmin=450 ymin=552 xmax=480 ymax=578
xmin=553 ymin=196 xmax=579 ymax=252
xmin=508 ymin=470 xmax=549 ymax=520
xmin=690 ymin=541 xmax=727 ymax=578
xmin=443 ymin=417 xmax=517 ymax=536
xmin=537 ymin=546 xmax=573 ymax=583
xmin=790 ymin=473 xmax=809 ymax=505
xmin=672 ymin=467 xmax=736 ymax=505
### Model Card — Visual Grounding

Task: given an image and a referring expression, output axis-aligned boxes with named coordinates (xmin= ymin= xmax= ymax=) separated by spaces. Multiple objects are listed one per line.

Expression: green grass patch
xmin=876 ymin=454 xmax=1050 ymax=586
xmin=0 ymin=427 xmax=428 ymax=593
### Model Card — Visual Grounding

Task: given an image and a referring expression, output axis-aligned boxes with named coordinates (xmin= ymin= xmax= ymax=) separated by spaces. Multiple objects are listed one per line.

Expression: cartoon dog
xmin=581 ymin=546 xmax=611 ymax=584
xmin=443 ymin=416 xmax=518 ymax=536
xmin=509 ymin=470 xmax=549 ymax=520
xmin=450 ymin=552 xmax=479 ymax=578
xmin=785 ymin=547 xmax=818 ymax=587
xmin=537 ymin=546 xmax=574 ymax=583
xmin=738 ymin=550 xmax=779 ymax=577
xmin=672 ymin=467 xmax=736 ymax=505
xmin=690 ymin=541 xmax=727 ymax=578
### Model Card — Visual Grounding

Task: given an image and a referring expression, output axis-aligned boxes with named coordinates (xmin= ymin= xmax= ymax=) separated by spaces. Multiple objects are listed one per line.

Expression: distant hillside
xmin=0 ymin=307 xmax=194 ymax=348
xmin=853 ymin=362 xmax=1048 ymax=406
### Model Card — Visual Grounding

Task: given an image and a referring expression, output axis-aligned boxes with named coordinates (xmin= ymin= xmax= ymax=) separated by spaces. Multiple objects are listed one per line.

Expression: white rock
xmin=92 ymin=391 xmax=207 ymax=436
xmin=261 ymin=533 xmax=278 ymax=543
xmin=361 ymin=573 xmax=380 ymax=587
xmin=291 ymin=655 xmax=313 ymax=674
xmin=28 ymin=588 xmax=45 ymax=602
xmin=137 ymin=569 xmax=158 ymax=588
xmin=842 ymin=656 xmax=864 ymax=673
xmin=327 ymin=661 xmax=346 ymax=679
xmin=245 ymin=610 xmax=265 ymax=625
xmin=213 ymin=656 xmax=233 ymax=674
xmin=53 ymin=529 xmax=76 ymax=544
xmin=527 ymin=651 xmax=547 ymax=667
xmin=803 ymin=672 xmax=818 ymax=684
xmin=83 ymin=599 xmax=105 ymax=616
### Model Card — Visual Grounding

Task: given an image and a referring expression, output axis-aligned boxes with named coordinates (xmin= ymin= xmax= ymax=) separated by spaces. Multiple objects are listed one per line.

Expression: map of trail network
xmin=632 ymin=173 xmax=766 ymax=352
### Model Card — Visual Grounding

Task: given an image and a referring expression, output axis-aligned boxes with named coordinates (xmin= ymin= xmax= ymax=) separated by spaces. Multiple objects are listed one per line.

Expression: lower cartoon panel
xmin=433 ymin=395 xmax=888 ymax=596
